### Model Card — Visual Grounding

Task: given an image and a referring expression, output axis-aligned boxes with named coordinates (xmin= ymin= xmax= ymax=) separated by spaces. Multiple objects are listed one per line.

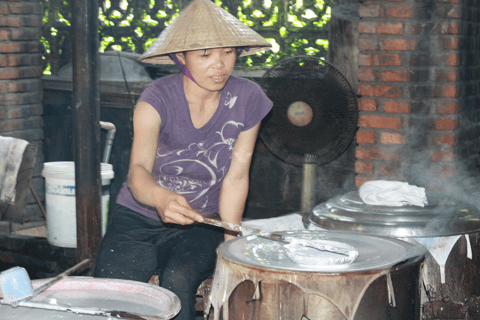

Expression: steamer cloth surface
xmin=410 ymin=235 xmax=472 ymax=284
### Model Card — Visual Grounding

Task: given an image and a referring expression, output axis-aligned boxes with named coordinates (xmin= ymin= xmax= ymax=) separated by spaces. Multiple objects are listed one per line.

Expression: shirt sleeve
xmin=136 ymin=80 xmax=167 ymax=123
xmin=243 ymin=81 xmax=273 ymax=131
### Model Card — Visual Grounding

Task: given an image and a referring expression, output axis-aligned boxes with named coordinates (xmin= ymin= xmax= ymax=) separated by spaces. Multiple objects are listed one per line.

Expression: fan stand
xmin=300 ymin=157 xmax=316 ymax=225
xmin=287 ymin=102 xmax=317 ymax=224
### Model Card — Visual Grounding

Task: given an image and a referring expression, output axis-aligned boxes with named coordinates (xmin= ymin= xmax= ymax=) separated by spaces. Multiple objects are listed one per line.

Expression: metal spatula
xmin=202 ymin=216 xmax=359 ymax=259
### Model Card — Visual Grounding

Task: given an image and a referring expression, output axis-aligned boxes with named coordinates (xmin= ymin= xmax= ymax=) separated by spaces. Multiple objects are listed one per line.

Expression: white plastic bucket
xmin=42 ymin=162 xmax=115 ymax=248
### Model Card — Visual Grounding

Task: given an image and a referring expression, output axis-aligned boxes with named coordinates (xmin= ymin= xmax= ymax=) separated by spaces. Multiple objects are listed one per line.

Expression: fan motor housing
xmin=287 ymin=101 xmax=313 ymax=127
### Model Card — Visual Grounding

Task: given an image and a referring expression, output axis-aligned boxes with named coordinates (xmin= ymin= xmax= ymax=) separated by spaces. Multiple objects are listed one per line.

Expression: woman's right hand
xmin=154 ymin=189 xmax=204 ymax=225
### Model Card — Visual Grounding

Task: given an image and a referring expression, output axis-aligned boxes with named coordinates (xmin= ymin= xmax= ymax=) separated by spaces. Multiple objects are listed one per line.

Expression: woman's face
xmin=176 ymin=47 xmax=237 ymax=92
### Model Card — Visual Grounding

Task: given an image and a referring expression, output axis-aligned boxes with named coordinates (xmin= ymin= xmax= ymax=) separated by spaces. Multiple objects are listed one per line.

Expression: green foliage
xmin=40 ymin=0 xmax=72 ymax=74
xmin=41 ymin=0 xmax=332 ymax=75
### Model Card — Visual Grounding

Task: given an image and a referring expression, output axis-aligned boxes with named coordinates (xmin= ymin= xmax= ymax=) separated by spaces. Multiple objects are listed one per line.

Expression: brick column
xmin=0 ymin=0 xmax=44 ymax=220
xmin=355 ymin=0 xmax=480 ymax=192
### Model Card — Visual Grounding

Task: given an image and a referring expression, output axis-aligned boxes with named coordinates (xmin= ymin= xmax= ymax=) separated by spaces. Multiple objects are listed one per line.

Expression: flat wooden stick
xmin=32 ymin=259 xmax=90 ymax=298
xmin=30 ymin=186 xmax=46 ymax=220
xmin=201 ymin=217 xmax=357 ymax=257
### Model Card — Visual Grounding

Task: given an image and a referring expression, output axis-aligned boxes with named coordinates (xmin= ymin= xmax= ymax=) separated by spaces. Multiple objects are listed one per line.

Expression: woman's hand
xmin=153 ymin=189 xmax=204 ymax=225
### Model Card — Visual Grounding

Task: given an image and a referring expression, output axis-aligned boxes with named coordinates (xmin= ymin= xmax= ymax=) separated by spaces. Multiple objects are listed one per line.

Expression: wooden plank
xmin=327 ymin=3 xmax=360 ymax=92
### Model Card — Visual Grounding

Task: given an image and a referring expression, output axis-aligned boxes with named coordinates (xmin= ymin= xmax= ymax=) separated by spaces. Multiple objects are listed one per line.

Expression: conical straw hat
xmin=139 ymin=0 xmax=272 ymax=65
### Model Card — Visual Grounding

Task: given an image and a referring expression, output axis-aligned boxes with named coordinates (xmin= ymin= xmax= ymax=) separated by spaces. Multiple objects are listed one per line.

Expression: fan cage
xmin=259 ymin=56 xmax=358 ymax=167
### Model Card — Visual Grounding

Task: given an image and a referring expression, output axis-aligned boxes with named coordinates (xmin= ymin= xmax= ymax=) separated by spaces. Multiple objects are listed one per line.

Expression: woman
xmin=94 ymin=0 xmax=273 ymax=319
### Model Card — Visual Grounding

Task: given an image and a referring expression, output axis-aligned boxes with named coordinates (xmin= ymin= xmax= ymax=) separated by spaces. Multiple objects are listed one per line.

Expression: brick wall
xmin=0 ymin=0 xmax=44 ymax=221
xmin=355 ymin=0 xmax=480 ymax=193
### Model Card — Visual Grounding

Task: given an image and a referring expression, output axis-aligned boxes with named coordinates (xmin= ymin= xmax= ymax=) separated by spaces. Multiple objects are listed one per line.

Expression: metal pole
xmin=71 ymin=0 xmax=101 ymax=274
xmin=300 ymin=161 xmax=316 ymax=225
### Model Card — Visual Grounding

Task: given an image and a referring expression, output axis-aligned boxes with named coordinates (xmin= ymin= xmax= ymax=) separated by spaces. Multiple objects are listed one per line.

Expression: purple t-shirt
xmin=116 ymin=73 xmax=273 ymax=220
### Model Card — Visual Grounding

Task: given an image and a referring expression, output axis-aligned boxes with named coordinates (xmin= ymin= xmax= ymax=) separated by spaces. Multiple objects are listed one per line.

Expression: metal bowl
xmin=309 ymin=191 xmax=480 ymax=238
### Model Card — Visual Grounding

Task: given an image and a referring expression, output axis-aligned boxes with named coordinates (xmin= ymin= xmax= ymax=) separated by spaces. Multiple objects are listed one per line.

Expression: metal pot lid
xmin=309 ymin=191 xmax=480 ymax=238
xmin=218 ymin=230 xmax=425 ymax=273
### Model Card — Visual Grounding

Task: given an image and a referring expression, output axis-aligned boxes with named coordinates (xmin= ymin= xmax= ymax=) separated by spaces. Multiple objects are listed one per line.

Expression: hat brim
xmin=139 ymin=46 xmax=272 ymax=65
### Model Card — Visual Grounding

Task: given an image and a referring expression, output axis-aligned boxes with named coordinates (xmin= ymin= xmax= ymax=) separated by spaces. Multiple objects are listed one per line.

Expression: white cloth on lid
xmin=359 ymin=180 xmax=428 ymax=207
xmin=0 ymin=136 xmax=29 ymax=203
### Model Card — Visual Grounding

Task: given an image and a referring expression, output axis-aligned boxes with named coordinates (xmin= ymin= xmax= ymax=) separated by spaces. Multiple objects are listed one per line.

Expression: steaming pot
xmin=207 ymin=230 xmax=426 ymax=320
xmin=309 ymin=190 xmax=480 ymax=316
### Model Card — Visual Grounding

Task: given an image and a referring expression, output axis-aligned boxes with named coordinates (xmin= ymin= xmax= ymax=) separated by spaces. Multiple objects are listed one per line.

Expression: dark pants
xmin=94 ymin=204 xmax=224 ymax=320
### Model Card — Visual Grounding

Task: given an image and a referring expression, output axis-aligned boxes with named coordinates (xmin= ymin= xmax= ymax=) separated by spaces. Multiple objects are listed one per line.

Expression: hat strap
xmin=237 ymin=47 xmax=250 ymax=56
xmin=169 ymin=53 xmax=197 ymax=84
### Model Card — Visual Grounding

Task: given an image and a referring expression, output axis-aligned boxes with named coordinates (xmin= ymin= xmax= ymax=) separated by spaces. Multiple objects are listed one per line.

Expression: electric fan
xmin=258 ymin=56 xmax=358 ymax=221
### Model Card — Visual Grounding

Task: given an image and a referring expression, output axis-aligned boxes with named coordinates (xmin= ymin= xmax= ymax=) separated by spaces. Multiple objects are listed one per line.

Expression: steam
xmin=401 ymin=110 xmax=480 ymax=210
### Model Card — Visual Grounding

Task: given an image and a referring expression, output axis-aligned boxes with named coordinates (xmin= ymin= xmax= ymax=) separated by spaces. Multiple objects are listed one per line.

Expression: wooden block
xmin=0 ymin=221 xmax=11 ymax=233
xmin=0 ymin=144 xmax=38 ymax=223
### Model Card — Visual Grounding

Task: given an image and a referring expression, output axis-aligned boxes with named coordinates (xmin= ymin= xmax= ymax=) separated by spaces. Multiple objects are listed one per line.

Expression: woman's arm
xmin=127 ymin=101 xmax=203 ymax=225
xmin=218 ymin=122 xmax=261 ymax=240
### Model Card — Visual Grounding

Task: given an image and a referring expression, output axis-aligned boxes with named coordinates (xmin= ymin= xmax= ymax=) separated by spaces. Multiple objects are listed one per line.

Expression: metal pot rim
xmin=309 ymin=191 xmax=480 ymax=238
